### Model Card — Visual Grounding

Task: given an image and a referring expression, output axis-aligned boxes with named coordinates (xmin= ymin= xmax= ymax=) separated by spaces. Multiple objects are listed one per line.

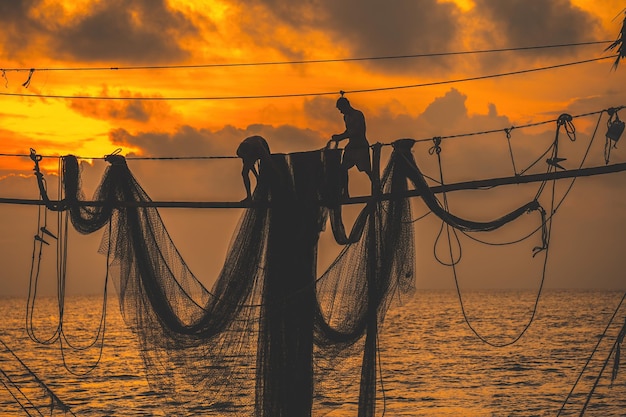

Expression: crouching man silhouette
xmin=237 ymin=135 xmax=272 ymax=202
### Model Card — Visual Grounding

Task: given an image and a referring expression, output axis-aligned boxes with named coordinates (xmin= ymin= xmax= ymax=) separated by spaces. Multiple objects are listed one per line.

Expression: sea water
xmin=1 ymin=290 xmax=625 ymax=416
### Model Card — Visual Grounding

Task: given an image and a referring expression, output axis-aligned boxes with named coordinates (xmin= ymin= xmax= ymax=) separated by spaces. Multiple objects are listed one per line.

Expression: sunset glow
xmin=1 ymin=0 xmax=625 ymax=295
xmin=0 ymin=0 xmax=622 ymax=163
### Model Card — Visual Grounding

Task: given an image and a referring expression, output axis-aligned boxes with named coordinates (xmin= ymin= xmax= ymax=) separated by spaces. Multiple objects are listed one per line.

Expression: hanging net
xmin=32 ymin=139 xmax=544 ymax=416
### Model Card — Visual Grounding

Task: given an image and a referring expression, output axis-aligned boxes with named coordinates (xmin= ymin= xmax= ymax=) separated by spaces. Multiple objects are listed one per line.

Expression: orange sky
xmin=1 ymin=0 xmax=626 ymax=295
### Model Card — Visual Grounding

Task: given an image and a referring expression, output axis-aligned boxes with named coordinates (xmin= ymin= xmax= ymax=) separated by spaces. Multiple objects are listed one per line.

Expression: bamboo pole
xmin=1 ymin=162 xmax=626 ymax=208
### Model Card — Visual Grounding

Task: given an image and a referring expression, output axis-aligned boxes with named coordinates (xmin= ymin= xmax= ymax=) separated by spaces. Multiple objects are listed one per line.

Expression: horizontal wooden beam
xmin=2 ymin=162 xmax=625 ymax=208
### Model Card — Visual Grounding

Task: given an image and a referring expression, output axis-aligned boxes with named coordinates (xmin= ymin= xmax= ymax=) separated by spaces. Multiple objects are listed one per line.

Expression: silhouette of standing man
xmin=330 ymin=97 xmax=372 ymax=197
xmin=237 ymin=135 xmax=272 ymax=202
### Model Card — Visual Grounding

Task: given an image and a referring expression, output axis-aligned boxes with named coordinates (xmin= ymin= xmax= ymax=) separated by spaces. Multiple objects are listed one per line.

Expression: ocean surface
xmin=1 ymin=290 xmax=625 ymax=416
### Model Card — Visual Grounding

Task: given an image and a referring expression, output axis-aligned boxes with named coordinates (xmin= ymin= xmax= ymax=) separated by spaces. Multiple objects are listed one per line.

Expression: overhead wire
xmin=0 ymin=55 xmax=618 ymax=101
xmin=0 ymin=40 xmax=614 ymax=73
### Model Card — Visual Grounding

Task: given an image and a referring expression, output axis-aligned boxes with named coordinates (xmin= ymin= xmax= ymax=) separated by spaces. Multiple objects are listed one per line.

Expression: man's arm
xmin=332 ymin=115 xmax=351 ymax=142
xmin=332 ymin=111 xmax=365 ymax=142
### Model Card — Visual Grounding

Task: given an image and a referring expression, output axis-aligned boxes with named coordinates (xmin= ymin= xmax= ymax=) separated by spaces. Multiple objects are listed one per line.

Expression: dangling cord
xmin=504 ymin=127 xmax=518 ymax=176
xmin=535 ymin=111 xmax=603 ymax=257
xmin=58 ymin=219 xmax=111 ymax=376
xmin=535 ymin=114 xmax=571 ymax=197
xmin=56 ymin=156 xmax=68 ymax=347
xmin=434 ymin=220 xmax=462 ymax=266
xmin=449 ymin=152 xmax=554 ymax=346
xmin=452 ymin=111 xmax=602 ymax=347
xmin=449 ymin=212 xmax=551 ymax=347
xmin=429 ymin=137 xmax=462 ymax=266
xmin=26 ymin=170 xmax=62 ymax=345
xmin=26 ymin=157 xmax=108 ymax=375
xmin=31 ymin=157 xmax=68 ymax=344
xmin=458 ymin=112 xmax=602 ymax=347
xmin=21 ymin=68 xmax=34 ymax=88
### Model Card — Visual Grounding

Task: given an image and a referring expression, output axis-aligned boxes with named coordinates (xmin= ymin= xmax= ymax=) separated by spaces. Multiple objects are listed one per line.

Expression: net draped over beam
xmin=34 ymin=139 xmax=543 ymax=416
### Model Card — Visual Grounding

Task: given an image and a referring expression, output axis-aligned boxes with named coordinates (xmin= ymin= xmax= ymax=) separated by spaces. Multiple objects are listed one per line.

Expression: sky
xmin=0 ymin=0 xmax=626 ymax=297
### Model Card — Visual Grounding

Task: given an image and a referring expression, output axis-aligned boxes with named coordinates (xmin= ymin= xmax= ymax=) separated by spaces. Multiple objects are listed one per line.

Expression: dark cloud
xmin=54 ymin=0 xmax=197 ymax=63
xmin=241 ymin=0 xmax=461 ymax=73
xmin=69 ymin=88 xmax=173 ymax=123
xmin=303 ymin=97 xmax=339 ymax=125
xmin=245 ymin=124 xmax=324 ymax=153
xmin=0 ymin=0 xmax=47 ymax=59
xmin=419 ymin=88 xmax=471 ymax=128
xmin=473 ymin=0 xmax=601 ymax=52
xmin=110 ymin=125 xmax=221 ymax=157
xmin=0 ymin=0 xmax=199 ymax=63
xmin=110 ymin=122 xmax=327 ymax=158
xmin=322 ymin=1 xmax=460 ymax=63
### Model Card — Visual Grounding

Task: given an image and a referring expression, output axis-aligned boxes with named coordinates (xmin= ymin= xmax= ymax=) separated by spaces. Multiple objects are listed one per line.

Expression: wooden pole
xmin=2 ymin=162 xmax=626 ymax=208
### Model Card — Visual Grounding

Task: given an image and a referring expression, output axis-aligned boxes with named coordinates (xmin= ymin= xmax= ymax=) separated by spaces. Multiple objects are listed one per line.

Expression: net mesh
xmin=48 ymin=139 xmax=542 ymax=416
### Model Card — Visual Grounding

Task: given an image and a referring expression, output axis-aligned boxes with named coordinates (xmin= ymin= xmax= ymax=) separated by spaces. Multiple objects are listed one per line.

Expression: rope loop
xmin=519 ymin=201 xmax=549 ymax=257
xmin=104 ymin=148 xmax=125 ymax=165
xmin=29 ymin=148 xmax=42 ymax=163
xmin=429 ymin=136 xmax=442 ymax=155
xmin=557 ymin=113 xmax=576 ymax=141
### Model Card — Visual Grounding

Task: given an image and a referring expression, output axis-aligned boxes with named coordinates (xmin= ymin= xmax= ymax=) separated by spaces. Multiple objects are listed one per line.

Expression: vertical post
xmin=370 ymin=143 xmax=382 ymax=198
xmin=358 ymin=143 xmax=382 ymax=417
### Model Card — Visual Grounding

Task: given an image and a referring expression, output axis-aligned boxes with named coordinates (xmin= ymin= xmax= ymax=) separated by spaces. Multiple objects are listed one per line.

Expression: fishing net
xmin=37 ymin=138 xmax=543 ymax=416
